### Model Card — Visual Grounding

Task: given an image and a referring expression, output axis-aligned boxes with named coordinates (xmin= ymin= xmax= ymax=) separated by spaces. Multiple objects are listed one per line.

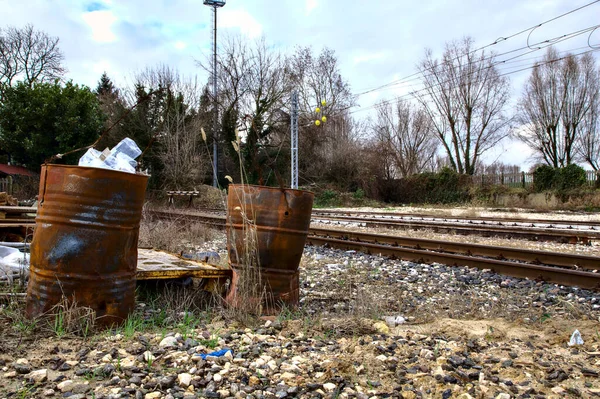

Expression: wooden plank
xmin=136 ymin=248 xmax=231 ymax=281
xmin=0 ymin=223 xmax=35 ymax=228
xmin=0 ymin=206 xmax=37 ymax=213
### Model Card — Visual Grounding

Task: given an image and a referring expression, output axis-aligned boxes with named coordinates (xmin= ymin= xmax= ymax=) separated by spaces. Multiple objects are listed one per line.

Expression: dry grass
xmin=48 ymin=295 xmax=96 ymax=338
xmin=138 ymin=211 xmax=216 ymax=254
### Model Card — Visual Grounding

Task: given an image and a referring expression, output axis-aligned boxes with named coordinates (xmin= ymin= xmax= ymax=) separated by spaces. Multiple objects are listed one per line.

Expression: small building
xmin=0 ymin=164 xmax=37 ymax=195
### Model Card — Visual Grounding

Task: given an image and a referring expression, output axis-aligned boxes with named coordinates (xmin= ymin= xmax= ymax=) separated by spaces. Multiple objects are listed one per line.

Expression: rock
xmin=213 ymin=373 xmax=222 ymax=382
xmin=145 ymin=393 xmax=162 ymax=399
xmin=159 ymin=375 xmax=176 ymax=389
xmin=373 ymin=321 xmax=390 ymax=334
xmin=143 ymin=351 xmax=155 ymax=363
xmin=14 ymin=363 xmax=31 ymax=374
xmin=159 ymin=336 xmax=178 ymax=348
xmin=551 ymin=387 xmax=565 ymax=394
xmin=178 ymin=372 xmax=192 ymax=387
xmin=57 ymin=380 xmax=75 ymax=392
xmin=495 ymin=394 xmax=510 ymax=399
xmin=3 ymin=371 xmax=17 ymax=378
xmin=249 ymin=375 xmax=260 ymax=385
xmin=26 ymin=368 xmax=48 ymax=383
xmin=43 ymin=389 xmax=55 ymax=396
xmin=323 ymin=382 xmax=337 ymax=392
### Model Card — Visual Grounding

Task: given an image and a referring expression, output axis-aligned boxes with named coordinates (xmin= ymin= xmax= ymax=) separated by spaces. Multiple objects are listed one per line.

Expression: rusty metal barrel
xmin=26 ymin=164 xmax=148 ymax=326
xmin=225 ymin=184 xmax=314 ymax=312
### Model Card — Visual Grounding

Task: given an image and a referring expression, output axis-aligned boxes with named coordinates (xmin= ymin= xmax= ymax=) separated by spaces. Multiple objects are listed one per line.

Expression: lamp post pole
xmin=204 ymin=0 xmax=225 ymax=187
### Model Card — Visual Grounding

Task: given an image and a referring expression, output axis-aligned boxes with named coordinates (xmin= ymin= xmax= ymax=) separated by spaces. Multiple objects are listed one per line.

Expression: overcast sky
xmin=1 ymin=0 xmax=599 ymax=169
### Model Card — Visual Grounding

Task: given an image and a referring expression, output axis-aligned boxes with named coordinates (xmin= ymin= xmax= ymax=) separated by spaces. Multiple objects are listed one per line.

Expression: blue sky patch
xmin=85 ymin=2 xmax=108 ymax=12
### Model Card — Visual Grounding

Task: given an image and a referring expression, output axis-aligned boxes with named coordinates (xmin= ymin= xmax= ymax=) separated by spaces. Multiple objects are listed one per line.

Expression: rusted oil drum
xmin=225 ymin=184 xmax=314 ymax=312
xmin=26 ymin=164 xmax=148 ymax=326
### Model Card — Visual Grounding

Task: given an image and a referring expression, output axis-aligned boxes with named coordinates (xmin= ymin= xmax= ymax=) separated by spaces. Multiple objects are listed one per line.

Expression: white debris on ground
xmin=0 ymin=245 xmax=29 ymax=282
xmin=78 ymin=137 xmax=142 ymax=174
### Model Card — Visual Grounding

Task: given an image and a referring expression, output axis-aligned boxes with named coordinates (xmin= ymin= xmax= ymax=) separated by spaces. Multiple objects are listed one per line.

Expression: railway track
xmin=150 ymin=209 xmax=600 ymax=290
xmin=153 ymin=208 xmax=600 ymax=244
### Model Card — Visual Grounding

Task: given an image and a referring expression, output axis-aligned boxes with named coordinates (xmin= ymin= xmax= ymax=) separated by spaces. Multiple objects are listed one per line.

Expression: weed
xmin=47 ymin=296 xmax=96 ymax=338
xmin=121 ymin=313 xmax=145 ymax=340
xmin=54 ymin=308 xmax=65 ymax=338
xmin=14 ymin=385 xmax=34 ymax=399
xmin=179 ymin=312 xmax=199 ymax=340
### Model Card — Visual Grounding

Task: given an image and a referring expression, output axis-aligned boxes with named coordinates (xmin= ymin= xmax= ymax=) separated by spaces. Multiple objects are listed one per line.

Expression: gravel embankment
xmin=2 ymin=222 xmax=600 ymax=398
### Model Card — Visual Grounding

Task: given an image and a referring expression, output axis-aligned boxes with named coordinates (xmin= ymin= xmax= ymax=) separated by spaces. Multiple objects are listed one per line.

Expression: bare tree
xmin=372 ymin=99 xmax=438 ymax=178
xmin=119 ymin=65 xmax=211 ymax=189
xmin=0 ymin=24 xmax=65 ymax=98
xmin=516 ymin=48 xmax=599 ymax=167
xmin=288 ymin=46 xmax=357 ymax=186
xmin=199 ymin=35 xmax=292 ymax=185
xmin=414 ymin=37 xmax=511 ymax=175
xmin=577 ymin=91 xmax=600 ymax=170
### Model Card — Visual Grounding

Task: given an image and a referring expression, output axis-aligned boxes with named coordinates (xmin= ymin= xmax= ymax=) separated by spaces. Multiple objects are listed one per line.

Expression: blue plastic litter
xmin=199 ymin=348 xmax=232 ymax=360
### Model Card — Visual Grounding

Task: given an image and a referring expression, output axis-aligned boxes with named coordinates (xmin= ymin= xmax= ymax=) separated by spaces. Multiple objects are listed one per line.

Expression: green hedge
xmin=533 ymin=164 xmax=587 ymax=192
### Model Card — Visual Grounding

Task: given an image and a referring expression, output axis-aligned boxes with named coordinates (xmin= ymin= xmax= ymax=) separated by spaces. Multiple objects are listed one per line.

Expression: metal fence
xmin=472 ymin=171 xmax=599 ymax=188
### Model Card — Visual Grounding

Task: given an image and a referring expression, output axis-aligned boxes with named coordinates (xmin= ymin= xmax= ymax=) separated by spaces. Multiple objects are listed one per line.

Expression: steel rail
xmin=150 ymin=209 xmax=599 ymax=244
xmin=309 ymin=227 xmax=600 ymax=271
xmin=305 ymin=235 xmax=600 ymax=290
xmin=312 ymin=216 xmax=599 ymax=244
xmin=313 ymin=209 xmax=600 ymax=228
xmin=150 ymin=209 xmax=600 ymax=289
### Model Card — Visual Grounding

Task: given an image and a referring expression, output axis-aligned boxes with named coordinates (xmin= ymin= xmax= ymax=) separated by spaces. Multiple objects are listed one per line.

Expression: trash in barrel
xmin=26 ymin=139 xmax=148 ymax=326
xmin=225 ymin=184 xmax=314 ymax=313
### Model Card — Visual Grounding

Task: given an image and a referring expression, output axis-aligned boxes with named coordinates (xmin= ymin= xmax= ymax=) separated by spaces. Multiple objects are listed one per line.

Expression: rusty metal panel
xmin=26 ymin=164 xmax=148 ymax=326
xmin=225 ymin=184 xmax=313 ymax=312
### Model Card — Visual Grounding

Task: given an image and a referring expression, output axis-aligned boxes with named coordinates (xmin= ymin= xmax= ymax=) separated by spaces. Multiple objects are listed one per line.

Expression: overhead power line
xmin=353 ymin=0 xmax=600 ymax=97
xmin=348 ymin=47 xmax=599 ymax=116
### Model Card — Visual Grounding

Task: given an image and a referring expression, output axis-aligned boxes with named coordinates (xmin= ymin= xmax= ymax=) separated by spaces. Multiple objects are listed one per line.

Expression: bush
xmin=555 ymin=164 xmax=586 ymax=191
xmin=533 ymin=164 xmax=587 ymax=192
xmin=315 ymin=189 xmax=340 ymax=207
xmin=533 ymin=165 xmax=555 ymax=192
xmin=376 ymin=167 xmax=472 ymax=204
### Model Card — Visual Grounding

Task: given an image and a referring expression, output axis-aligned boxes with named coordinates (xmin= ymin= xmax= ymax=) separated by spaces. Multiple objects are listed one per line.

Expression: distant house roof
xmin=0 ymin=164 xmax=37 ymax=177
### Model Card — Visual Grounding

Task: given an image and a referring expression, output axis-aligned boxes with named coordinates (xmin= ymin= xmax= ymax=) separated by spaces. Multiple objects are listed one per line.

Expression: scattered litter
xmin=79 ymin=137 xmax=142 ymax=174
xmin=199 ymin=349 xmax=232 ymax=360
xmin=0 ymin=245 xmax=30 ymax=282
xmin=568 ymin=329 xmax=584 ymax=346
xmin=383 ymin=315 xmax=407 ymax=327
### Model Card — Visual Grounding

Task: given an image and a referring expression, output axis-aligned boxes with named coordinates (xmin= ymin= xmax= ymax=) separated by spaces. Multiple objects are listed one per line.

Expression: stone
xmin=495 ymin=394 xmax=510 ymax=399
xmin=145 ymin=393 xmax=162 ymax=399
xmin=57 ymin=380 xmax=75 ymax=392
xmin=43 ymin=389 xmax=55 ymax=396
xmin=143 ymin=351 xmax=155 ymax=363
xmin=323 ymin=382 xmax=337 ymax=392
xmin=178 ymin=372 xmax=192 ymax=387
xmin=160 ymin=336 xmax=178 ymax=348
xmin=26 ymin=368 xmax=48 ymax=383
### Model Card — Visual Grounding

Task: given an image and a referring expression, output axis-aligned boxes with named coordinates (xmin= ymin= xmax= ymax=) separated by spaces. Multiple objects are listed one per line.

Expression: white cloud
xmin=81 ymin=10 xmax=118 ymax=43
xmin=352 ymin=51 xmax=387 ymax=65
xmin=174 ymin=41 xmax=187 ymax=50
xmin=306 ymin=0 xmax=317 ymax=14
xmin=220 ymin=8 xmax=263 ymax=39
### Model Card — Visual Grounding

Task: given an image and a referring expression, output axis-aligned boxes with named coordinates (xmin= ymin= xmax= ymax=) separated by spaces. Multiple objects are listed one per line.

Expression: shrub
xmin=314 ymin=189 xmax=340 ymax=207
xmin=533 ymin=165 xmax=556 ymax=192
xmin=533 ymin=164 xmax=587 ymax=192
xmin=555 ymin=164 xmax=586 ymax=191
